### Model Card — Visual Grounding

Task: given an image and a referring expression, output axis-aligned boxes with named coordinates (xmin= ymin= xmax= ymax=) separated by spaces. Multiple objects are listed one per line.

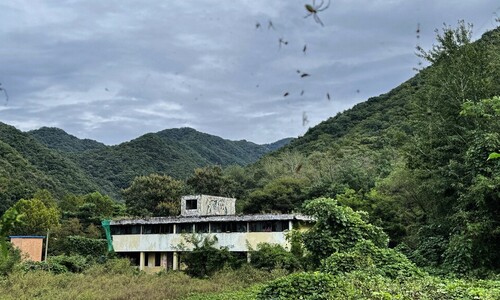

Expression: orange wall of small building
xmin=10 ymin=238 xmax=44 ymax=262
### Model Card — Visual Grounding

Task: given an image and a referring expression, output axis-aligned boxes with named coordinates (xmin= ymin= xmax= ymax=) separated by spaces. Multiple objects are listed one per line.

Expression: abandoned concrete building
xmin=108 ymin=195 xmax=312 ymax=272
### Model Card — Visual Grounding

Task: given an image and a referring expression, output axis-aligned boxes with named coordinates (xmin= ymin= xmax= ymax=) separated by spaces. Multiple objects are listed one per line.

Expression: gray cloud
xmin=0 ymin=0 xmax=498 ymax=145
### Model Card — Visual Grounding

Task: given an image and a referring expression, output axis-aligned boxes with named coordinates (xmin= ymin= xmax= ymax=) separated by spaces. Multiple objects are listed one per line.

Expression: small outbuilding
xmin=9 ymin=236 xmax=45 ymax=262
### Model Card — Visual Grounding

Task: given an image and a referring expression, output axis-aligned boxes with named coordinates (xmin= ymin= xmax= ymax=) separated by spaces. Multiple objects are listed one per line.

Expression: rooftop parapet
xmin=180 ymin=195 xmax=236 ymax=217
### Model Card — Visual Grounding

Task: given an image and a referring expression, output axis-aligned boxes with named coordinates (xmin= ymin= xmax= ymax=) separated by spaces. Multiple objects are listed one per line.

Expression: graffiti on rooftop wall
xmin=206 ymin=198 xmax=229 ymax=215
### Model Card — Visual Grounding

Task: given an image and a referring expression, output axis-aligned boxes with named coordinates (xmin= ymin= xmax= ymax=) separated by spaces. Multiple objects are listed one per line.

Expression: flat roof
xmin=110 ymin=214 xmax=313 ymax=225
xmin=9 ymin=236 xmax=45 ymax=239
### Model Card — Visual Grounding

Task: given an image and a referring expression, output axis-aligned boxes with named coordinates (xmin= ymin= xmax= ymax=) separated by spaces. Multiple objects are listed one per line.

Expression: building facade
xmin=108 ymin=195 xmax=311 ymax=272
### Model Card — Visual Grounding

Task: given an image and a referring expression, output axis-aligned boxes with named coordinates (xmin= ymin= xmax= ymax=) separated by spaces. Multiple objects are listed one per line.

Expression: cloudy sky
xmin=0 ymin=1 xmax=498 ymax=145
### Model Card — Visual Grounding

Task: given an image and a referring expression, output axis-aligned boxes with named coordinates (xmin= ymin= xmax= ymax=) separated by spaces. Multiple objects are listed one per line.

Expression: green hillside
xmin=0 ymin=123 xmax=103 ymax=213
xmin=71 ymin=128 xmax=291 ymax=199
xmin=29 ymin=127 xmax=106 ymax=153
xmin=0 ymin=125 xmax=293 ymax=203
xmin=242 ymin=25 xmax=500 ymax=274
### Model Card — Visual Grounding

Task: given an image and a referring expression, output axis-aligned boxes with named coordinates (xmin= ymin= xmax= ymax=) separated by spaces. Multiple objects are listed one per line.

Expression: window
xmin=111 ymin=225 xmax=141 ymax=235
xmin=176 ymin=223 xmax=194 ymax=233
xmin=155 ymin=253 xmax=162 ymax=267
xmin=195 ymin=222 xmax=209 ymax=233
xmin=143 ymin=224 xmax=174 ymax=234
xmin=210 ymin=222 xmax=247 ymax=233
xmin=249 ymin=221 xmax=289 ymax=232
xmin=186 ymin=199 xmax=197 ymax=210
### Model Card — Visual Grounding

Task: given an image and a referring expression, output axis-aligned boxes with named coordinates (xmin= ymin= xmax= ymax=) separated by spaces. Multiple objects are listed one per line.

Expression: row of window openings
xmin=111 ymin=221 xmax=290 ymax=235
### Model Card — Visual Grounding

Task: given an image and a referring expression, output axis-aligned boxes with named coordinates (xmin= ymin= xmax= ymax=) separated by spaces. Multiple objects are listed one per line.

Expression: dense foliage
xmin=181 ymin=235 xmax=241 ymax=278
xmin=249 ymin=243 xmax=300 ymax=272
xmin=28 ymin=127 xmax=106 ymax=153
xmin=122 ymin=174 xmax=186 ymax=216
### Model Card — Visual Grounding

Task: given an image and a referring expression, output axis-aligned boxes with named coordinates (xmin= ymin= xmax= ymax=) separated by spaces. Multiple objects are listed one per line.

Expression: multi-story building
xmin=107 ymin=195 xmax=312 ymax=272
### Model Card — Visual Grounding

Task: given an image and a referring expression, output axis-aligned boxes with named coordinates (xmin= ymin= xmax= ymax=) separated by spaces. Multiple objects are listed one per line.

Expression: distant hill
xmin=70 ymin=128 xmax=292 ymax=198
xmin=29 ymin=127 xmax=106 ymax=153
xmin=0 ymin=122 xmax=103 ymax=213
xmin=263 ymin=138 xmax=295 ymax=152
xmin=0 ymin=124 xmax=292 ymax=209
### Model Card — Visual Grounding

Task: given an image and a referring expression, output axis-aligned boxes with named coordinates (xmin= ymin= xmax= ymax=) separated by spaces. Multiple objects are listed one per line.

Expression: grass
xmin=2 ymin=258 xmax=499 ymax=300
xmin=0 ymin=262 xmax=286 ymax=300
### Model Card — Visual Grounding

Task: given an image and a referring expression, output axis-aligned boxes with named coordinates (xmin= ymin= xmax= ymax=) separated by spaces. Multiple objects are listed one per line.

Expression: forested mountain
xmin=0 ymin=123 xmax=291 ymax=209
xmin=0 ymin=122 xmax=102 ymax=213
xmin=29 ymin=127 xmax=106 ymax=153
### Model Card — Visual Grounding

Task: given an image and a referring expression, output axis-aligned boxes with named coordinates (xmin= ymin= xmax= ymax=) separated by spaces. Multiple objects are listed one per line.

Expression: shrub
xmin=182 ymin=235 xmax=237 ymax=278
xmin=21 ymin=255 xmax=92 ymax=274
xmin=321 ymin=240 xmax=424 ymax=278
xmin=84 ymin=258 xmax=136 ymax=276
xmin=21 ymin=260 xmax=68 ymax=274
xmin=56 ymin=236 xmax=107 ymax=256
xmin=0 ymin=243 xmax=20 ymax=275
xmin=301 ymin=197 xmax=388 ymax=267
xmin=49 ymin=255 xmax=90 ymax=273
xmin=257 ymin=272 xmax=336 ymax=300
xmin=250 ymin=243 xmax=300 ymax=272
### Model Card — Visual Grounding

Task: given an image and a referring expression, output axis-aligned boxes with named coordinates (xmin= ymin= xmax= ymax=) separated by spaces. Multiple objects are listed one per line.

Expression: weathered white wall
xmin=180 ymin=195 xmax=236 ymax=217
xmin=112 ymin=232 xmax=289 ymax=252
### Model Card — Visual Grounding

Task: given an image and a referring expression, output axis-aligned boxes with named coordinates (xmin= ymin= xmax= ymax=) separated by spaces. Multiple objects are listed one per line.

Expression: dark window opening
xmin=155 ymin=253 xmax=161 ymax=267
xmin=143 ymin=224 xmax=174 ymax=234
xmin=176 ymin=223 xmax=194 ymax=233
xmin=186 ymin=199 xmax=197 ymax=210
xmin=117 ymin=252 xmax=140 ymax=266
xmin=210 ymin=222 xmax=247 ymax=233
xmin=249 ymin=221 xmax=289 ymax=232
xmin=111 ymin=225 xmax=141 ymax=235
xmin=195 ymin=222 xmax=209 ymax=233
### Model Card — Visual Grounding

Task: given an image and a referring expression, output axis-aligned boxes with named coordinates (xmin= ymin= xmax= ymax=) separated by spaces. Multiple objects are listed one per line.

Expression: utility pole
xmin=44 ymin=229 xmax=49 ymax=262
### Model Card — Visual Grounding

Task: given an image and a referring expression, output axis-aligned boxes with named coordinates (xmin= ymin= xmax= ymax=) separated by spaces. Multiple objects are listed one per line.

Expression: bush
xmin=250 ymin=243 xmax=301 ymax=272
xmin=0 ymin=244 xmax=20 ymax=276
xmin=21 ymin=255 xmax=92 ymax=274
xmin=321 ymin=240 xmax=424 ymax=279
xmin=84 ymin=258 xmax=136 ymax=276
xmin=182 ymin=235 xmax=237 ymax=278
xmin=54 ymin=236 xmax=107 ymax=256
xmin=21 ymin=260 xmax=68 ymax=274
xmin=301 ymin=197 xmax=388 ymax=267
xmin=49 ymin=255 xmax=90 ymax=273
xmin=257 ymin=272 xmax=336 ymax=300
xmin=258 ymin=270 xmax=500 ymax=300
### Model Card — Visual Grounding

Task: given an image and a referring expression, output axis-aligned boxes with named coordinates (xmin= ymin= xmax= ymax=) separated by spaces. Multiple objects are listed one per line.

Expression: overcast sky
xmin=0 ymin=1 xmax=498 ymax=145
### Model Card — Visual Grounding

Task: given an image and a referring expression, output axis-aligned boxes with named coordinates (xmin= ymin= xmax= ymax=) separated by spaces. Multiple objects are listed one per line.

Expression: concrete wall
xmin=112 ymin=232 xmax=289 ymax=252
xmin=181 ymin=195 xmax=236 ymax=217
xmin=10 ymin=237 xmax=44 ymax=261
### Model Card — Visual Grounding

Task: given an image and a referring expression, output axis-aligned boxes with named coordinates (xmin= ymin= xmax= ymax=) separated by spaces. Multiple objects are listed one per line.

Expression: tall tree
xmin=7 ymin=195 xmax=60 ymax=236
xmin=408 ymin=22 xmax=500 ymax=274
xmin=122 ymin=174 xmax=186 ymax=217
xmin=186 ymin=165 xmax=238 ymax=197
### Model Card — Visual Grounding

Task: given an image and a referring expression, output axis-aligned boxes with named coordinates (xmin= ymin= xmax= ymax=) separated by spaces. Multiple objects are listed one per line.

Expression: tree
xmin=244 ymin=177 xmax=309 ymax=213
xmin=0 ymin=208 xmax=23 ymax=258
xmin=301 ymin=197 xmax=388 ymax=267
xmin=7 ymin=196 xmax=60 ymax=236
xmin=407 ymin=23 xmax=500 ymax=274
xmin=186 ymin=165 xmax=238 ymax=197
xmin=122 ymin=174 xmax=186 ymax=217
